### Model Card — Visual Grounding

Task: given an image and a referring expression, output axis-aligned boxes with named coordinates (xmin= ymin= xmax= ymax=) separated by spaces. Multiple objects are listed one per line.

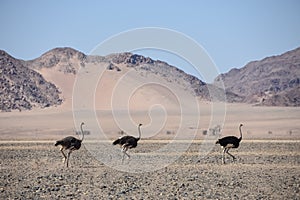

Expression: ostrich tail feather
xmin=55 ymin=141 xmax=62 ymax=146
xmin=113 ymin=139 xmax=120 ymax=145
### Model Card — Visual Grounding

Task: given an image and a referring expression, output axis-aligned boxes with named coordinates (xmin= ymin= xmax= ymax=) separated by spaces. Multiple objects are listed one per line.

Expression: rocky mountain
xmin=107 ymin=52 xmax=243 ymax=102
xmin=0 ymin=50 xmax=62 ymax=111
xmin=109 ymin=53 xmax=207 ymax=96
xmin=0 ymin=48 xmax=228 ymax=111
xmin=214 ymin=47 xmax=300 ymax=106
xmin=1 ymin=46 xmax=299 ymax=111
xmin=25 ymin=47 xmax=86 ymax=74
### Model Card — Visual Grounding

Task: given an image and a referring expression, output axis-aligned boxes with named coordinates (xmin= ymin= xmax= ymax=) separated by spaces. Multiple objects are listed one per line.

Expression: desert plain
xmin=0 ymin=102 xmax=299 ymax=199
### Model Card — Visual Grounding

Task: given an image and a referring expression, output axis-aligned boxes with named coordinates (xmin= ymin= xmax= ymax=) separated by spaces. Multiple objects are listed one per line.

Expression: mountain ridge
xmin=214 ymin=47 xmax=300 ymax=106
xmin=1 ymin=46 xmax=299 ymax=111
xmin=0 ymin=50 xmax=62 ymax=111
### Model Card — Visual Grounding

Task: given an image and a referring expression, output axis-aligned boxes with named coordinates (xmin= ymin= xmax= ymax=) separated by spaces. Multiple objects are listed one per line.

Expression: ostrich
xmin=112 ymin=123 xmax=142 ymax=163
xmin=216 ymin=124 xmax=243 ymax=164
xmin=55 ymin=122 xmax=85 ymax=167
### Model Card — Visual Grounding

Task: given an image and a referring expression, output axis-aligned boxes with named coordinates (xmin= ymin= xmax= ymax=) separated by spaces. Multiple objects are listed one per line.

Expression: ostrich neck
xmin=137 ymin=126 xmax=141 ymax=140
xmin=81 ymin=124 xmax=84 ymax=141
xmin=239 ymin=126 xmax=243 ymax=141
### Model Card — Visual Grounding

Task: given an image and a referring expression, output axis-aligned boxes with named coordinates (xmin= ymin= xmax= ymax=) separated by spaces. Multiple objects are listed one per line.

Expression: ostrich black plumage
xmin=55 ymin=122 xmax=85 ymax=167
xmin=216 ymin=124 xmax=243 ymax=164
xmin=113 ymin=123 xmax=142 ymax=163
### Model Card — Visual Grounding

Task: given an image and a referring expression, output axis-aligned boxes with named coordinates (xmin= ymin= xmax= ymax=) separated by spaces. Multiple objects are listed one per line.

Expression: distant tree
xmin=166 ymin=130 xmax=175 ymax=135
xmin=118 ymin=130 xmax=125 ymax=136
xmin=76 ymin=130 xmax=90 ymax=135
xmin=268 ymin=131 xmax=273 ymax=135
xmin=209 ymin=125 xmax=221 ymax=136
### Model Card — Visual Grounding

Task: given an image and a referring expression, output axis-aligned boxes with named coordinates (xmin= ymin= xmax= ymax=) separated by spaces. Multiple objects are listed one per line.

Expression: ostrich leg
xmin=60 ymin=148 xmax=67 ymax=163
xmin=226 ymin=149 xmax=236 ymax=161
xmin=122 ymin=147 xmax=130 ymax=163
xmin=66 ymin=150 xmax=72 ymax=167
xmin=222 ymin=148 xmax=226 ymax=164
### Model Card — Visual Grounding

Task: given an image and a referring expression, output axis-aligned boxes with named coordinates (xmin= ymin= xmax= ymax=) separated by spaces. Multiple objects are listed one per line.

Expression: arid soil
xmin=1 ymin=140 xmax=299 ymax=199
xmin=0 ymin=103 xmax=299 ymax=199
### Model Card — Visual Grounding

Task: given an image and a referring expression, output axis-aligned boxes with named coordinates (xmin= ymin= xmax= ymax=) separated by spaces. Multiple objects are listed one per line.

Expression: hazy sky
xmin=1 ymin=0 xmax=300 ymax=77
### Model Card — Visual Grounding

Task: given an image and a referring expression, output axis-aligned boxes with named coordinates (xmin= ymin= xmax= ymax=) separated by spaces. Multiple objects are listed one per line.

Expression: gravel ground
xmin=0 ymin=140 xmax=299 ymax=199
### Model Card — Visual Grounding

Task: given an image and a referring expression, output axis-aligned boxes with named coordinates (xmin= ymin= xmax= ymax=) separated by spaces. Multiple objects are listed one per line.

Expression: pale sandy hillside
xmin=1 ymin=48 xmax=299 ymax=141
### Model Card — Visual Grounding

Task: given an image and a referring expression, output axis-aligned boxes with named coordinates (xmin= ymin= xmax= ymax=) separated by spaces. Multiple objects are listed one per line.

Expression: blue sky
xmin=1 ymin=0 xmax=300 ymax=78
